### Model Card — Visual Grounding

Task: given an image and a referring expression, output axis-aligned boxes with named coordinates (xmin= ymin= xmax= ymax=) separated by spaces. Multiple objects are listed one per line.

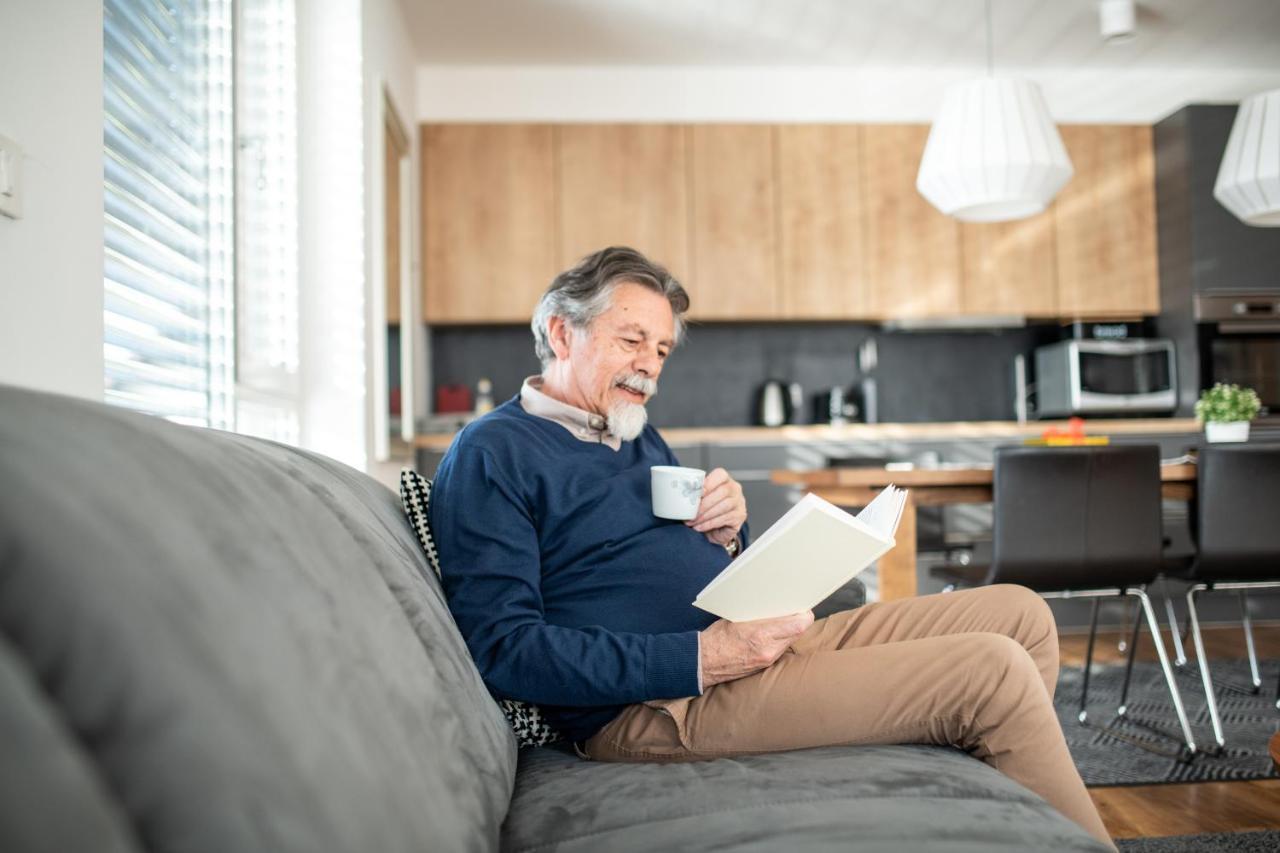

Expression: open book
xmin=693 ymin=486 xmax=908 ymax=622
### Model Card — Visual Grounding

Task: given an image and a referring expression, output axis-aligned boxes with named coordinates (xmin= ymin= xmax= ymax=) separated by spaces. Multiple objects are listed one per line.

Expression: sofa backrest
xmin=0 ymin=384 xmax=516 ymax=853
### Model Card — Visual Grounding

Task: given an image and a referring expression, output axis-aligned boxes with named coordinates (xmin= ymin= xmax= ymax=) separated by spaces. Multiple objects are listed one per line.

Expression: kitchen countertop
xmin=412 ymin=417 xmax=1203 ymax=452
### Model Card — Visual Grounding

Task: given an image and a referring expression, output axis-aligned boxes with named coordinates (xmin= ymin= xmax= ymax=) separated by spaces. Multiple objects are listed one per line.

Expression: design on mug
xmin=678 ymin=478 xmax=703 ymax=500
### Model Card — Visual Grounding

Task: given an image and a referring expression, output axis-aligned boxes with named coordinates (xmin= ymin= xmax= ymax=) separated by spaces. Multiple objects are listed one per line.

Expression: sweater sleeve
xmin=430 ymin=441 xmax=700 ymax=708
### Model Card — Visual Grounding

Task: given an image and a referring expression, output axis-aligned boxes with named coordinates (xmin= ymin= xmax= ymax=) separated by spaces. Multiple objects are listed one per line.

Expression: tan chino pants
xmin=583 ymin=584 xmax=1114 ymax=849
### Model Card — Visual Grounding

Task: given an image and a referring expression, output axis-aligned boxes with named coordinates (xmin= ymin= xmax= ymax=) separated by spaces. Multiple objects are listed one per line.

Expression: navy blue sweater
xmin=430 ymin=397 xmax=744 ymax=742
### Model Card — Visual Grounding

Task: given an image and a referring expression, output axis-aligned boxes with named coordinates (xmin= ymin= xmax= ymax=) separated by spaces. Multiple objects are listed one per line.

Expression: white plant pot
xmin=1205 ymin=421 xmax=1250 ymax=443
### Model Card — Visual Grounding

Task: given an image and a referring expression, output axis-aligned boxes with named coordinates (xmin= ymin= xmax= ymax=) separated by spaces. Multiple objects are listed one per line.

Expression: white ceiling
xmin=398 ymin=0 xmax=1280 ymax=71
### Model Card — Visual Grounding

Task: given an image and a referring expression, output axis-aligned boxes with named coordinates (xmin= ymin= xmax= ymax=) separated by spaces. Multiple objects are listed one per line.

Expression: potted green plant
xmin=1195 ymin=383 xmax=1261 ymax=443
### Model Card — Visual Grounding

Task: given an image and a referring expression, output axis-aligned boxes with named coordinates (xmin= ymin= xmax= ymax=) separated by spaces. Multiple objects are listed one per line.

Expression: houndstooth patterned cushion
xmin=399 ymin=469 xmax=565 ymax=748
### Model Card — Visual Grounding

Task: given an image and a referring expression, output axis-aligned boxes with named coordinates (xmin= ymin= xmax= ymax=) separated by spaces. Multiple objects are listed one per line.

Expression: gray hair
xmin=531 ymin=246 xmax=690 ymax=369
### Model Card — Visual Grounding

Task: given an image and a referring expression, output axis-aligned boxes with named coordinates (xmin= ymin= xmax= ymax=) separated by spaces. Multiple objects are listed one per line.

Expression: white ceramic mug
xmin=651 ymin=465 xmax=706 ymax=521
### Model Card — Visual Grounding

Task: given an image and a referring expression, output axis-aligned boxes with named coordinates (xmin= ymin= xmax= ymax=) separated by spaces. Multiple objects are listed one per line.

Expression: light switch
xmin=0 ymin=134 xmax=22 ymax=220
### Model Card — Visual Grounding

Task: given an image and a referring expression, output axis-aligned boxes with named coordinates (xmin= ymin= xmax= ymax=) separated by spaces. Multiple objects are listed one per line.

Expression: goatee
xmin=608 ymin=372 xmax=656 ymax=441
xmin=606 ymin=400 xmax=648 ymax=441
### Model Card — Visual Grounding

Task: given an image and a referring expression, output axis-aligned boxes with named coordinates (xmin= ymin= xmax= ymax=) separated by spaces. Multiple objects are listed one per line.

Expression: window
xmin=232 ymin=0 xmax=300 ymax=444
xmin=103 ymin=0 xmax=298 ymax=441
xmin=103 ymin=0 xmax=233 ymax=427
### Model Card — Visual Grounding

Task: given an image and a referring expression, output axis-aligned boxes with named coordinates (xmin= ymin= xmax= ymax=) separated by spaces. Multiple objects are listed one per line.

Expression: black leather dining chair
xmin=934 ymin=444 xmax=1198 ymax=756
xmin=1165 ymin=444 xmax=1280 ymax=750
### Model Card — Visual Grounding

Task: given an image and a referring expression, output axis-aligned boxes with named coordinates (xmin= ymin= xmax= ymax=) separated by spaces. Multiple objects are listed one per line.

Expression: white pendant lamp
xmin=1214 ymin=88 xmax=1280 ymax=227
xmin=916 ymin=1 xmax=1073 ymax=223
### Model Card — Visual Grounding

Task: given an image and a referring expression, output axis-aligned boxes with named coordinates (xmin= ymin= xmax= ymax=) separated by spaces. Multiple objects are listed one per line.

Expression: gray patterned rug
xmin=1053 ymin=659 xmax=1280 ymax=786
xmin=1117 ymin=829 xmax=1280 ymax=852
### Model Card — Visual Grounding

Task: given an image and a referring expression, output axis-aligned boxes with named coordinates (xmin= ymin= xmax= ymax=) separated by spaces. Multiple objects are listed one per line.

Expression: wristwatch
xmin=724 ymin=536 xmax=740 ymax=558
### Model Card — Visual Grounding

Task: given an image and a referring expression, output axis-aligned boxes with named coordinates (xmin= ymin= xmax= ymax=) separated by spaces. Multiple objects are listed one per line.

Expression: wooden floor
xmin=1058 ymin=622 xmax=1280 ymax=839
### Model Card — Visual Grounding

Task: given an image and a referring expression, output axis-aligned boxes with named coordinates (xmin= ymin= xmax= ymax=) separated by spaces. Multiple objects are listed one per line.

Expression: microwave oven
xmin=1034 ymin=339 xmax=1177 ymax=418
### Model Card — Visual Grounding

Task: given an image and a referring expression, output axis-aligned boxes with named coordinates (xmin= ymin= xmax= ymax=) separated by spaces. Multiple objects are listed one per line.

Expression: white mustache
xmin=614 ymin=374 xmax=657 ymax=398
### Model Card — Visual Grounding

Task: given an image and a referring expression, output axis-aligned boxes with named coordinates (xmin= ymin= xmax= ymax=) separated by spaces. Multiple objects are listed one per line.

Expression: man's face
xmin=559 ymin=282 xmax=676 ymax=430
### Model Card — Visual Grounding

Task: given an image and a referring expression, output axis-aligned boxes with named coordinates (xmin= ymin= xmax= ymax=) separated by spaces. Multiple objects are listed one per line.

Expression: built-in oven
xmin=1196 ymin=294 xmax=1280 ymax=418
xmin=1034 ymin=339 xmax=1178 ymax=418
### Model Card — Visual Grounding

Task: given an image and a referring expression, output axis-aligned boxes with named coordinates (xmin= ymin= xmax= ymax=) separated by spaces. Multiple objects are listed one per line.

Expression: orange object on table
xmin=1025 ymin=417 xmax=1110 ymax=446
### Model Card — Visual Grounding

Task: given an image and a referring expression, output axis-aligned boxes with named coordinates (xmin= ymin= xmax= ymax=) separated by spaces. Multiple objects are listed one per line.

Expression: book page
xmin=855 ymin=485 xmax=907 ymax=539
xmin=693 ymin=488 xmax=906 ymax=622
xmin=697 ymin=493 xmax=881 ymax=598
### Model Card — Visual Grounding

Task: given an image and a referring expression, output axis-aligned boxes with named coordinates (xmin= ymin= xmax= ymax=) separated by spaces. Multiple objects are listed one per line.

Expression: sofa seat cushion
xmin=502 ymin=743 xmax=1111 ymax=853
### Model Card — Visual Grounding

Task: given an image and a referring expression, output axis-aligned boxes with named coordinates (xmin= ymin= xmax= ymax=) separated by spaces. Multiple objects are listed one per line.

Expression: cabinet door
xmin=1054 ymin=125 xmax=1160 ymax=318
xmin=688 ymin=125 xmax=780 ymax=320
xmin=862 ymin=125 xmax=963 ymax=319
xmin=960 ymin=212 xmax=1058 ymax=317
xmin=776 ymin=125 xmax=868 ymax=319
xmin=557 ymin=124 xmax=690 ymax=281
xmin=422 ymin=124 xmax=558 ymax=323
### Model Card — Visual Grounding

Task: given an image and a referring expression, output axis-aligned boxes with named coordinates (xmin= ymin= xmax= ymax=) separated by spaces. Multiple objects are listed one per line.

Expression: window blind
xmin=103 ymin=0 xmax=234 ymax=427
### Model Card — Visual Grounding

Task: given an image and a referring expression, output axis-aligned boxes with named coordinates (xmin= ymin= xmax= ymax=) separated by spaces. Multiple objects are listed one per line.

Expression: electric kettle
xmin=755 ymin=380 xmax=801 ymax=427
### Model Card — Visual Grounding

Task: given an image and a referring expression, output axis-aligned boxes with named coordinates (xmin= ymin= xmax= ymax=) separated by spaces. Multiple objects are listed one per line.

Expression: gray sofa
xmin=0 ymin=384 xmax=1110 ymax=852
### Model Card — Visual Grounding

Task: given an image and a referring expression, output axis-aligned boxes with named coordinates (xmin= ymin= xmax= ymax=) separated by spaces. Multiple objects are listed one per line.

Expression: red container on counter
xmin=435 ymin=384 xmax=473 ymax=413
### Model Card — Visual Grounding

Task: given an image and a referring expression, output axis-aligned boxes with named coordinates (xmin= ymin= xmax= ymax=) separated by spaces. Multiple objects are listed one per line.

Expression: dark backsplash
xmin=428 ymin=322 xmax=1062 ymax=427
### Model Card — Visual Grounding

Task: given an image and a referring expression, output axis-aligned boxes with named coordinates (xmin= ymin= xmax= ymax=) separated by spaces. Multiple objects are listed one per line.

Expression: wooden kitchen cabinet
xmin=862 ymin=125 xmax=963 ymax=319
xmin=688 ymin=125 xmax=780 ymax=320
xmin=960 ymin=211 xmax=1058 ymax=317
xmin=1053 ymin=125 xmax=1160 ymax=318
xmin=776 ymin=125 xmax=869 ymax=319
xmin=419 ymin=121 xmax=1161 ymax=326
xmin=557 ymin=124 xmax=691 ymax=280
xmin=421 ymin=124 xmax=558 ymax=323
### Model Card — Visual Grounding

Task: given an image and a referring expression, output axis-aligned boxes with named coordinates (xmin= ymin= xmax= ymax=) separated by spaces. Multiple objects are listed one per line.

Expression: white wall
xmin=296 ymin=0 xmax=368 ymax=472
xmin=362 ymin=0 xmax=421 ymax=488
xmin=0 ymin=1 xmax=104 ymax=402
xmin=294 ymin=0 xmax=420 ymax=481
xmin=416 ymin=65 xmax=1280 ymax=123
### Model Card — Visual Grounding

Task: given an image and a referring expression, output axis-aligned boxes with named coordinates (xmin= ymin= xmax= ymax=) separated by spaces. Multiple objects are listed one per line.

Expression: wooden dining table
xmin=770 ymin=462 xmax=1198 ymax=601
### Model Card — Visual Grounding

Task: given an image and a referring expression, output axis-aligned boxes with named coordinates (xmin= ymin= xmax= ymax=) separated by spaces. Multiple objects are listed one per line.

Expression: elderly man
xmin=430 ymin=247 xmax=1114 ymax=848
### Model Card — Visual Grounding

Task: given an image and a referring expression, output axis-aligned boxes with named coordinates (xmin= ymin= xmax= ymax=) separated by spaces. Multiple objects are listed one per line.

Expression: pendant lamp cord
xmin=985 ymin=0 xmax=994 ymax=76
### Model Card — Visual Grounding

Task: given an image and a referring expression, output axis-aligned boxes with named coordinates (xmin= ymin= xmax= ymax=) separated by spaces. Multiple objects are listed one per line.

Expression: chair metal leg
xmin=1079 ymin=598 xmax=1100 ymax=725
xmin=1132 ymin=588 xmax=1197 ymax=756
xmin=1239 ymin=592 xmax=1263 ymax=691
xmin=1117 ymin=601 xmax=1142 ymax=717
xmin=1117 ymin=598 xmax=1130 ymax=653
xmin=1162 ymin=577 xmax=1187 ymax=667
xmin=1186 ymin=584 xmax=1225 ymax=750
